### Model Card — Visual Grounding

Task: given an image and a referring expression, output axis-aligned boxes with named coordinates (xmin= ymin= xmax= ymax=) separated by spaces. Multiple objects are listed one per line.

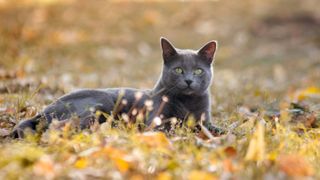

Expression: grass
xmin=0 ymin=0 xmax=320 ymax=179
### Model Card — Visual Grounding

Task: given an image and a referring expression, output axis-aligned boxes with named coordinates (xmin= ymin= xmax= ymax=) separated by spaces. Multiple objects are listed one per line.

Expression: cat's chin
xmin=183 ymin=91 xmax=195 ymax=95
xmin=181 ymin=88 xmax=196 ymax=95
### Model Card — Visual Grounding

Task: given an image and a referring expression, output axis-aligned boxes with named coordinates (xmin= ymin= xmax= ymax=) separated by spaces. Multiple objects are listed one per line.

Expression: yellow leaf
xmin=245 ymin=122 xmax=265 ymax=162
xmin=238 ymin=118 xmax=256 ymax=130
xmin=113 ymin=156 xmax=130 ymax=173
xmin=267 ymin=151 xmax=278 ymax=161
xmin=156 ymin=172 xmax=172 ymax=180
xmin=98 ymin=146 xmax=133 ymax=173
xmin=74 ymin=157 xmax=88 ymax=169
xmin=295 ymin=86 xmax=320 ymax=101
xmin=188 ymin=170 xmax=216 ymax=180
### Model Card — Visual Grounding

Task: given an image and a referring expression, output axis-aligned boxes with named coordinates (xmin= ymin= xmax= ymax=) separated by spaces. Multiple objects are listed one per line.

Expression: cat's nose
xmin=185 ymin=79 xmax=193 ymax=86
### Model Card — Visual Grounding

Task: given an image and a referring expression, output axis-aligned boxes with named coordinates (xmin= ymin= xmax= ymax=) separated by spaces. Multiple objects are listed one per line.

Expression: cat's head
xmin=159 ymin=37 xmax=217 ymax=96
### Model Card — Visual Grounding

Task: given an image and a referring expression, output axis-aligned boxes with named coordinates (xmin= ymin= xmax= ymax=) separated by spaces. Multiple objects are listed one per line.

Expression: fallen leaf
xmin=134 ymin=132 xmax=172 ymax=149
xmin=74 ymin=157 xmax=88 ymax=169
xmin=223 ymin=158 xmax=236 ymax=172
xmin=294 ymin=86 xmax=320 ymax=101
xmin=97 ymin=146 xmax=134 ymax=173
xmin=188 ymin=170 xmax=217 ymax=180
xmin=224 ymin=146 xmax=237 ymax=157
xmin=156 ymin=172 xmax=172 ymax=180
xmin=277 ymin=154 xmax=314 ymax=176
xmin=113 ymin=156 xmax=131 ymax=173
xmin=0 ymin=128 xmax=11 ymax=137
xmin=245 ymin=122 xmax=265 ymax=162
xmin=34 ymin=155 xmax=60 ymax=179
xmin=129 ymin=174 xmax=145 ymax=180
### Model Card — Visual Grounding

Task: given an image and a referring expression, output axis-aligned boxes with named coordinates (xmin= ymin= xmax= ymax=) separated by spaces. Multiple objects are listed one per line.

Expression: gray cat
xmin=11 ymin=37 xmax=223 ymax=138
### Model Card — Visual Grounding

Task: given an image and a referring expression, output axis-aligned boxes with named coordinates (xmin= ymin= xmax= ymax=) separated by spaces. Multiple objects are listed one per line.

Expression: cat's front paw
xmin=195 ymin=124 xmax=226 ymax=139
xmin=207 ymin=125 xmax=225 ymax=136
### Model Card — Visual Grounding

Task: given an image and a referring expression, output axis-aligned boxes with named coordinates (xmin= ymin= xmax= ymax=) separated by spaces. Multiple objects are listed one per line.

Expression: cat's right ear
xmin=160 ymin=37 xmax=177 ymax=61
xmin=197 ymin=40 xmax=217 ymax=64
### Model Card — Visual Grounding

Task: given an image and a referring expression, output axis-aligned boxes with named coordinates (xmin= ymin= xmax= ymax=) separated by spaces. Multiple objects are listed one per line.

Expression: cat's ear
xmin=160 ymin=37 xmax=177 ymax=60
xmin=197 ymin=40 xmax=217 ymax=64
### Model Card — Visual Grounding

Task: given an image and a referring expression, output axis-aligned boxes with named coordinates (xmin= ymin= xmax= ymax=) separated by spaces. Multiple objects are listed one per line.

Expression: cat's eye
xmin=194 ymin=68 xmax=203 ymax=75
xmin=175 ymin=67 xmax=183 ymax=74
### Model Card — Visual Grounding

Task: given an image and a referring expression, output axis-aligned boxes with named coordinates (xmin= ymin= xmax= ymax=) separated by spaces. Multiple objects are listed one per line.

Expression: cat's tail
xmin=10 ymin=114 xmax=43 ymax=138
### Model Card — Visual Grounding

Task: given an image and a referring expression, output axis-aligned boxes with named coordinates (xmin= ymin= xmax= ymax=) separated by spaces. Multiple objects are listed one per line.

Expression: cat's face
xmin=160 ymin=38 xmax=217 ymax=96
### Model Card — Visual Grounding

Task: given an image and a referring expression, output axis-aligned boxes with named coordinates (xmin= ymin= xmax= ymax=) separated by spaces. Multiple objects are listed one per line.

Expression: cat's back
xmin=57 ymin=88 xmax=151 ymax=103
xmin=103 ymin=88 xmax=152 ymax=103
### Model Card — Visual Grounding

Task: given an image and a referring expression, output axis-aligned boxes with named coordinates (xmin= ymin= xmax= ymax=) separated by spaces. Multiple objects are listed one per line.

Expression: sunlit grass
xmin=0 ymin=0 xmax=319 ymax=179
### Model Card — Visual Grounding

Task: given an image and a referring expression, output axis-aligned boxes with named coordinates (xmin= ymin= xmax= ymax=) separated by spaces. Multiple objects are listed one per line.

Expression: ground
xmin=0 ymin=0 xmax=320 ymax=179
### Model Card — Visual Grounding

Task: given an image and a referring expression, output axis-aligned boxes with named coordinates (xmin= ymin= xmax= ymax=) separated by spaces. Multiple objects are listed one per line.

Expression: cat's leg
xmin=11 ymin=114 xmax=45 ymax=138
xmin=200 ymin=111 xmax=225 ymax=136
xmin=77 ymin=103 xmax=114 ymax=129
xmin=43 ymin=102 xmax=115 ymax=130
xmin=144 ymin=105 xmax=175 ymax=131
xmin=11 ymin=90 xmax=116 ymax=138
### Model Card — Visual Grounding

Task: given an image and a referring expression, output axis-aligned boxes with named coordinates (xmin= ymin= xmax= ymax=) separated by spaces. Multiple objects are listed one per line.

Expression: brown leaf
xmin=224 ymin=146 xmax=237 ymax=157
xmin=0 ymin=69 xmax=16 ymax=80
xmin=0 ymin=128 xmax=10 ymax=137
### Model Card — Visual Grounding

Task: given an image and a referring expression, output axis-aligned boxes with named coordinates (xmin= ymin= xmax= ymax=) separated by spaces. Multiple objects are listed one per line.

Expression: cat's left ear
xmin=160 ymin=37 xmax=177 ymax=61
xmin=197 ymin=41 xmax=217 ymax=64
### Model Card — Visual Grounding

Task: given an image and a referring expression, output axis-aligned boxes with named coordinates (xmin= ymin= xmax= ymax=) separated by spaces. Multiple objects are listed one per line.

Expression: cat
xmin=11 ymin=37 xmax=223 ymax=138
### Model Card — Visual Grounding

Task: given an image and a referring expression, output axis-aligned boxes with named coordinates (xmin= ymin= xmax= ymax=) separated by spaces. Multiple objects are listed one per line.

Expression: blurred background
xmin=0 ymin=0 xmax=319 ymax=118
xmin=1 ymin=1 xmax=320 ymax=178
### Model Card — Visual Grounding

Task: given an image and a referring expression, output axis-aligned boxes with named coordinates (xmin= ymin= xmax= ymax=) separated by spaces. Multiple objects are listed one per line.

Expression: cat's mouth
xmin=182 ymin=87 xmax=195 ymax=95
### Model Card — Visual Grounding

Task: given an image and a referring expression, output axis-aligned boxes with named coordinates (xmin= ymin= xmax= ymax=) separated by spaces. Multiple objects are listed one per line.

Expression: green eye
xmin=194 ymin=68 xmax=203 ymax=75
xmin=175 ymin=67 xmax=183 ymax=74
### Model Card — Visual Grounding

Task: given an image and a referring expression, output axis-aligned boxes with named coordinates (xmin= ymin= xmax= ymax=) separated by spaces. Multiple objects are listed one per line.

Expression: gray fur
xmin=11 ymin=37 xmax=221 ymax=138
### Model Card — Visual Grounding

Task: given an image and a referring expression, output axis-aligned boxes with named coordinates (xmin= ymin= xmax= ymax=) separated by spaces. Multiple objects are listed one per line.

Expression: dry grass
xmin=0 ymin=0 xmax=319 ymax=179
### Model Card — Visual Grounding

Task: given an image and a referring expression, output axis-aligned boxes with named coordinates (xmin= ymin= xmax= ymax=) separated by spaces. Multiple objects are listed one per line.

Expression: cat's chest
xmin=166 ymin=95 xmax=208 ymax=118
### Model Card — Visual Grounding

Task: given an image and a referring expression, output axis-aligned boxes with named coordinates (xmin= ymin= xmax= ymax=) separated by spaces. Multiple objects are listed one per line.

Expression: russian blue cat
xmin=12 ymin=37 xmax=222 ymax=138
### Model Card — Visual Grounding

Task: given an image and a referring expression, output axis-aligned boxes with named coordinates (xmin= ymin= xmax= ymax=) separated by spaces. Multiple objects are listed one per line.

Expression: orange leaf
xmin=223 ymin=158 xmax=236 ymax=172
xmin=135 ymin=132 xmax=172 ymax=149
xmin=98 ymin=146 xmax=133 ymax=173
xmin=277 ymin=154 xmax=314 ymax=177
xmin=129 ymin=174 xmax=144 ymax=180
xmin=224 ymin=146 xmax=237 ymax=157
